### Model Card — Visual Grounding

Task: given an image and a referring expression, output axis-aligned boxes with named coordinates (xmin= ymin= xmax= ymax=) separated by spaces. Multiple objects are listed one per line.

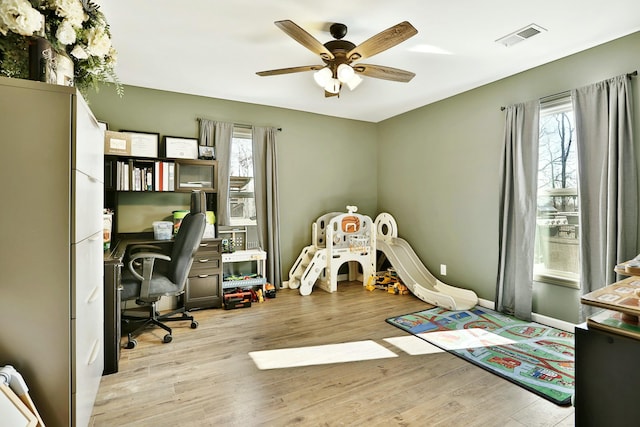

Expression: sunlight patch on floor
xmin=383 ymin=335 xmax=445 ymax=355
xmin=416 ymin=328 xmax=516 ymax=350
xmin=249 ymin=340 xmax=398 ymax=370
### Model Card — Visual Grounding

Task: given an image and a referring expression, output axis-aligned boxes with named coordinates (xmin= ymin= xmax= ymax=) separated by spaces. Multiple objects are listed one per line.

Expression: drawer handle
xmin=88 ymin=339 xmax=100 ymax=365
xmin=198 ymin=274 xmax=209 ymax=278
xmin=198 ymin=259 xmax=209 ymax=263
xmin=200 ymin=243 xmax=209 ymax=247
xmin=87 ymin=285 xmax=101 ymax=304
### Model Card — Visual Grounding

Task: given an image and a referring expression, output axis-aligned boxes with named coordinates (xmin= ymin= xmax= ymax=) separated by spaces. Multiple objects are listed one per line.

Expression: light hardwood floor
xmin=90 ymin=282 xmax=575 ymax=427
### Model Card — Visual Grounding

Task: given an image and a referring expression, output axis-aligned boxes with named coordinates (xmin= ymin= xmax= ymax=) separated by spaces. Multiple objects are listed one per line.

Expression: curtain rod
xmin=499 ymin=70 xmax=638 ymax=111
xmin=197 ymin=118 xmax=282 ymax=131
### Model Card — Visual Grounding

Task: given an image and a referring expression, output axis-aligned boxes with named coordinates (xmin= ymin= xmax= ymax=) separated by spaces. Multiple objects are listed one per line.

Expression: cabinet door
xmin=72 ymin=231 xmax=104 ymax=427
xmin=185 ymin=275 xmax=221 ymax=309
xmin=175 ymin=159 xmax=217 ymax=192
xmin=575 ymin=325 xmax=640 ymax=426
xmin=74 ymin=95 xmax=104 ymax=180
xmin=74 ymin=169 xmax=103 ymax=242
xmin=72 ymin=231 xmax=103 ymax=319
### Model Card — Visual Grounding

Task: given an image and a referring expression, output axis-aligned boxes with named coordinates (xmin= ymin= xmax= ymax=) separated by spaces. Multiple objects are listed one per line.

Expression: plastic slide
xmin=375 ymin=213 xmax=478 ymax=310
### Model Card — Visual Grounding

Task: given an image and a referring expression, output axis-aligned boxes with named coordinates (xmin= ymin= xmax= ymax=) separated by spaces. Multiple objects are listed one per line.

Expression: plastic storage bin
xmin=153 ymin=221 xmax=173 ymax=240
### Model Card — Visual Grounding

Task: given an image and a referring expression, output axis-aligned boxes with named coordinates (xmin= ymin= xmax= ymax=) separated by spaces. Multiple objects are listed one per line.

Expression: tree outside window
xmin=534 ymin=99 xmax=580 ymax=286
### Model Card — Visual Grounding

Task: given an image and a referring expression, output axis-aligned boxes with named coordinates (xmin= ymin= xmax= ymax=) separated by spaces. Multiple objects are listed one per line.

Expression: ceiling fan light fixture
xmin=258 ymin=20 xmax=418 ymax=98
xmin=346 ymin=74 xmax=363 ymax=91
xmin=324 ymin=78 xmax=341 ymax=94
xmin=313 ymin=67 xmax=332 ymax=87
xmin=337 ymin=63 xmax=355 ymax=83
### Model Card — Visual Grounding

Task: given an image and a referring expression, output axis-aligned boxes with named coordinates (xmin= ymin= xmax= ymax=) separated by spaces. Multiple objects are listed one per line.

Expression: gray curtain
xmin=199 ymin=119 xmax=234 ymax=226
xmin=252 ymin=126 xmax=282 ymax=288
xmin=572 ymin=74 xmax=638 ymax=321
xmin=496 ymin=101 xmax=540 ymax=320
xmin=198 ymin=118 xmax=215 ymax=147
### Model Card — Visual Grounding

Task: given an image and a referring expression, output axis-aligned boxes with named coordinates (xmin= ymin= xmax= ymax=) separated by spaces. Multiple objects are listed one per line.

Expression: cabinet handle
xmin=198 ymin=259 xmax=209 ymax=263
xmin=87 ymin=285 xmax=101 ymax=304
xmin=200 ymin=243 xmax=209 ymax=247
xmin=198 ymin=274 xmax=209 ymax=278
xmin=87 ymin=339 xmax=100 ymax=365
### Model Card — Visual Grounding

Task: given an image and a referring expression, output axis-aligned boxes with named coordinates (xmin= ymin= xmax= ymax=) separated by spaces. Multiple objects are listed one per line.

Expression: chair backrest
xmin=168 ymin=211 xmax=206 ymax=289
xmin=190 ymin=189 xmax=207 ymax=214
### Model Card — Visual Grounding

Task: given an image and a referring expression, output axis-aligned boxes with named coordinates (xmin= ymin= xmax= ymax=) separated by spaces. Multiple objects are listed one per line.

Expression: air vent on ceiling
xmin=496 ymin=24 xmax=546 ymax=47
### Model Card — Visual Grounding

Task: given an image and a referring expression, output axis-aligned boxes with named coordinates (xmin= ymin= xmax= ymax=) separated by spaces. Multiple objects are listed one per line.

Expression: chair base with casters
xmin=121 ymin=301 xmax=199 ymax=349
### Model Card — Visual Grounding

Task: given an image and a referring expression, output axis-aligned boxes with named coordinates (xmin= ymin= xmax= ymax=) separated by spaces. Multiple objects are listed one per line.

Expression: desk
xmin=102 ymin=235 xmax=221 ymax=374
xmin=103 ymin=256 xmax=123 ymax=375
xmin=103 ymin=239 xmax=130 ymax=375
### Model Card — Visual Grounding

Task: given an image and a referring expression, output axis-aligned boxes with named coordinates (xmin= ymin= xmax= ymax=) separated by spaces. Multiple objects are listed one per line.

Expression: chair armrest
xmin=127 ymin=252 xmax=171 ymax=302
xmin=127 ymin=252 xmax=171 ymax=281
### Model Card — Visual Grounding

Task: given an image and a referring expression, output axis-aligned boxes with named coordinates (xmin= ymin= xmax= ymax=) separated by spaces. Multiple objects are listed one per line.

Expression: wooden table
xmin=580 ymin=275 xmax=640 ymax=318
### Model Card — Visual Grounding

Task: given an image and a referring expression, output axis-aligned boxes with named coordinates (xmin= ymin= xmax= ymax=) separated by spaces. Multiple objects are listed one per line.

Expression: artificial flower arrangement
xmin=0 ymin=0 xmax=122 ymax=97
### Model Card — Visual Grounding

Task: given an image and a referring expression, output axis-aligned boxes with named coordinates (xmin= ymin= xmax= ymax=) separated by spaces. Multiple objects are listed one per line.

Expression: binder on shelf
xmin=168 ymin=162 xmax=175 ymax=191
xmin=164 ymin=162 xmax=171 ymax=191
xmin=154 ymin=161 xmax=161 ymax=191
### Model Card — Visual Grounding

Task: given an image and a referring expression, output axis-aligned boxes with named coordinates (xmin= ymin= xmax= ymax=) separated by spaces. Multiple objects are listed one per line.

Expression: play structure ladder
xmin=288 ymin=245 xmax=328 ymax=295
xmin=298 ymin=248 xmax=328 ymax=295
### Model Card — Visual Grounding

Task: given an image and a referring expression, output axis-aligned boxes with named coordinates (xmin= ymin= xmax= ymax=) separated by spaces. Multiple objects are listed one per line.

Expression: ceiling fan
xmin=256 ymin=20 xmax=418 ymax=97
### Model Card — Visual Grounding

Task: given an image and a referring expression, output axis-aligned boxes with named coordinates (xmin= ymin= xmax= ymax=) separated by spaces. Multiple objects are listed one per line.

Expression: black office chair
xmin=120 ymin=209 xmax=206 ymax=349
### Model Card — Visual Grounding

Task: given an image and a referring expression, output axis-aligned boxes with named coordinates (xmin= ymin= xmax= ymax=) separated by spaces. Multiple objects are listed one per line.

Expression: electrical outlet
xmin=440 ymin=264 xmax=447 ymax=276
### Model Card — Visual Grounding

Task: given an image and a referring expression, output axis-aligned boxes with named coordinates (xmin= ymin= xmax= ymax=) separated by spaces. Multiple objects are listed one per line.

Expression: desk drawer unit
xmin=185 ymin=239 xmax=222 ymax=309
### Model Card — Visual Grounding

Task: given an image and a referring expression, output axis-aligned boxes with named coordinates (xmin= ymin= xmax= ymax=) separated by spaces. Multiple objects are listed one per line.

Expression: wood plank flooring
xmin=90 ymin=282 xmax=574 ymax=426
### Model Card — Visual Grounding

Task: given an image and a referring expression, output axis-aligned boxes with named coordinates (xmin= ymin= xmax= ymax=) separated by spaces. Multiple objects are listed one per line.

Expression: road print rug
xmin=386 ymin=306 xmax=574 ymax=405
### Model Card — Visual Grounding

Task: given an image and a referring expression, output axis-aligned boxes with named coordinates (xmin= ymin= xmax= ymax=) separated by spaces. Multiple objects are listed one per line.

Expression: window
xmin=533 ymin=96 xmax=580 ymax=287
xmin=229 ymin=126 xmax=256 ymax=225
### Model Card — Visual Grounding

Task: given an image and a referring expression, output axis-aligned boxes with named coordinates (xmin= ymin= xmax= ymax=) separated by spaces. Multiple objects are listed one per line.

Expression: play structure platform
xmin=288 ymin=207 xmax=478 ymax=310
xmin=288 ymin=206 xmax=376 ymax=296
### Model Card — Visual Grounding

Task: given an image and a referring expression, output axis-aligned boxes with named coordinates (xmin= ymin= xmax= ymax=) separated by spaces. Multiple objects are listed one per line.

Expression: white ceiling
xmin=98 ymin=0 xmax=640 ymax=123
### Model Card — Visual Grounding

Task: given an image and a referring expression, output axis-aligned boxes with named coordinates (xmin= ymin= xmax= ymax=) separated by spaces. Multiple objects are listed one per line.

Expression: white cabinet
xmin=0 ymin=77 xmax=104 ymax=427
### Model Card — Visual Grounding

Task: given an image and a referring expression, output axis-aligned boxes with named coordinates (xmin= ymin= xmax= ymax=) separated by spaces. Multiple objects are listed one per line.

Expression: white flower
xmin=0 ymin=0 xmax=44 ymax=36
xmin=86 ymin=25 xmax=111 ymax=57
xmin=55 ymin=19 xmax=76 ymax=45
xmin=51 ymin=0 xmax=86 ymax=28
xmin=105 ymin=47 xmax=117 ymax=66
xmin=70 ymin=44 xmax=89 ymax=59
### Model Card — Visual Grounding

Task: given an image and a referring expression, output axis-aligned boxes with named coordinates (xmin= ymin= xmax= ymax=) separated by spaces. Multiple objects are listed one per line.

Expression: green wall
xmin=89 ymin=31 xmax=640 ymax=323
xmin=377 ymin=31 xmax=640 ymax=323
xmin=87 ymin=86 xmax=378 ymax=281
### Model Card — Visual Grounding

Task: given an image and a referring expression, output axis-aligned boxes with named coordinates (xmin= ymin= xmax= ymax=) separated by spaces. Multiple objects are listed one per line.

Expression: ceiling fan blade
xmin=256 ymin=65 xmax=324 ymax=77
xmin=275 ymin=20 xmax=335 ymax=61
xmin=354 ymin=64 xmax=416 ymax=82
xmin=347 ymin=21 xmax=417 ymax=62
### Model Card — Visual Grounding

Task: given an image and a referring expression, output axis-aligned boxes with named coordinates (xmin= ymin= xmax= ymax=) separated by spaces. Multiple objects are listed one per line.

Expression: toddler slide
xmin=375 ymin=213 xmax=478 ymax=310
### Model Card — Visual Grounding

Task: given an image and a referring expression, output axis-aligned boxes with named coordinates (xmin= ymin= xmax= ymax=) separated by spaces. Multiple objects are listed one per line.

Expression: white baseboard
xmin=531 ymin=312 xmax=576 ymax=332
xmin=477 ymin=298 xmax=494 ymax=309
xmin=479 ymin=299 xmax=575 ymax=332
